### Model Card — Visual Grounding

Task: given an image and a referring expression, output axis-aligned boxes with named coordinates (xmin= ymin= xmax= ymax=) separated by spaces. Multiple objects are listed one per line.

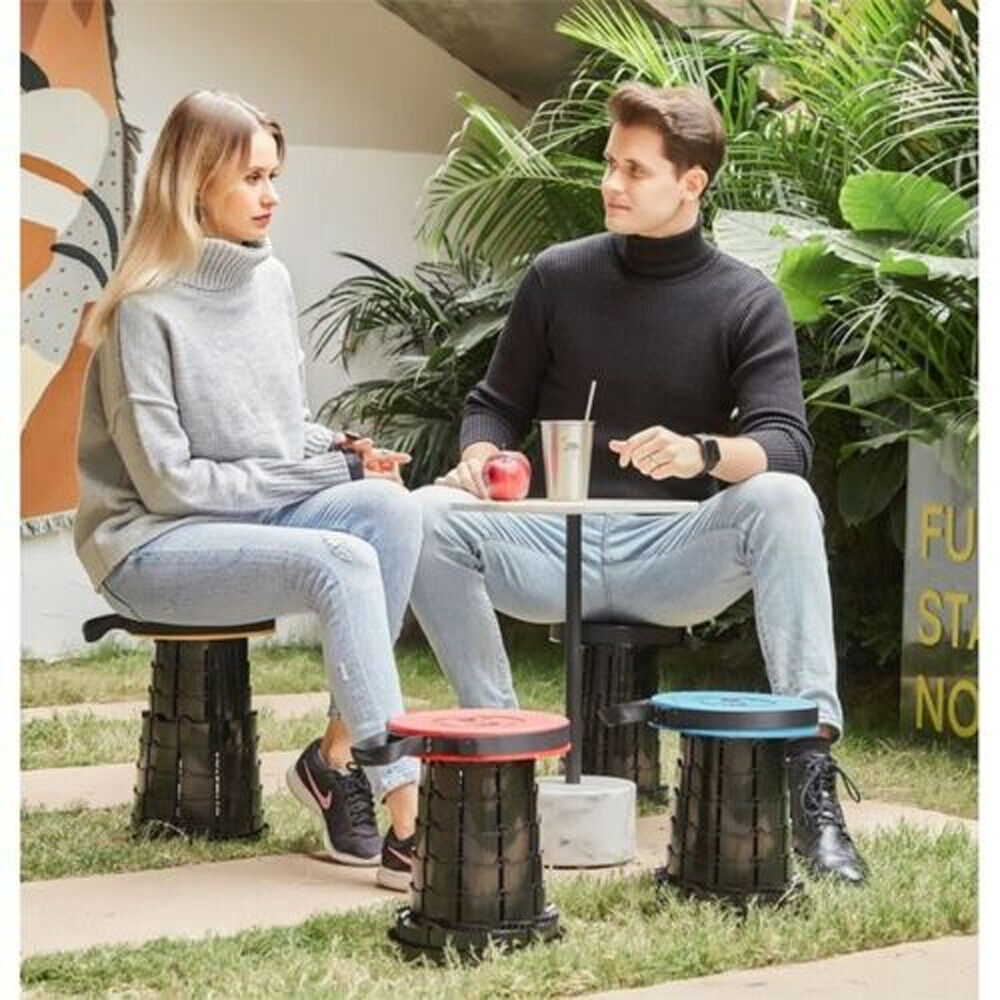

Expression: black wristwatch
xmin=692 ymin=434 xmax=721 ymax=475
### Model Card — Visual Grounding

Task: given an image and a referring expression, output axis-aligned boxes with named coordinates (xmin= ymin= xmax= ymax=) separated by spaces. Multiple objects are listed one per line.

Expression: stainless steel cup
xmin=540 ymin=420 xmax=594 ymax=500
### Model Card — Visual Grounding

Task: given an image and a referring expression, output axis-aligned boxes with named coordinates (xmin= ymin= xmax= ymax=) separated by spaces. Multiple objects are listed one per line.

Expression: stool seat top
xmin=549 ymin=621 xmax=684 ymax=647
xmin=388 ymin=709 xmax=570 ymax=763
xmin=83 ymin=614 xmax=276 ymax=643
xmin=649 ymin=691 xmax=819 ymax=739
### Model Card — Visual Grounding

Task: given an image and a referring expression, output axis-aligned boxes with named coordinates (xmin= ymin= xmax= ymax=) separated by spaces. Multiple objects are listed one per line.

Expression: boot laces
xmin=799 ymin=753 xmax=862 ymax=833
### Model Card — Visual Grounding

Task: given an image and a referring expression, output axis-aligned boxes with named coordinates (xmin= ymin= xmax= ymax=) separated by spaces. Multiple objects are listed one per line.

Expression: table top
xmin=451 ymin=498 xmax=700 ymax=515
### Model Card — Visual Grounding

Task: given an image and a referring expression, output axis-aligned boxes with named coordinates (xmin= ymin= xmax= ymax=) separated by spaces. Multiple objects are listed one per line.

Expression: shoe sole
xmin=285 ymin=765 xmax=380 ymax=867
xmin=376 ymin=865 xmax=412 ymax=892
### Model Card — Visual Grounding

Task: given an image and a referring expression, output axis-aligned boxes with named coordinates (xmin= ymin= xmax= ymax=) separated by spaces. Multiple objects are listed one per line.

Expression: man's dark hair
xmin=607 ymin=82 xmax=726 ymax=188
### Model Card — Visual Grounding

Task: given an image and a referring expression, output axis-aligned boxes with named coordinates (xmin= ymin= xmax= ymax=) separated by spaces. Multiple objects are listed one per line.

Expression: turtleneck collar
xmin=614 ymin=216 xmax=715 ymax=280
xmin=179 ymin=237 xmax=271 ymax=291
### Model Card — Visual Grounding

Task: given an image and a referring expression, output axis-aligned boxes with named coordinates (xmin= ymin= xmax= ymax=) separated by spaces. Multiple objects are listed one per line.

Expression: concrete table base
xmin=537 ymin=774 xmax=636 ymax=868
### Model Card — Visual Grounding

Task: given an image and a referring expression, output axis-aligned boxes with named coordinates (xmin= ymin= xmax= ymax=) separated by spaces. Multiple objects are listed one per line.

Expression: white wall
xmin=21 ymin=0 xmax=526 ymax=658
xmin=269 ymin=144 xmax=449 ymax=408
xmin=22 ymin=529 xmax=115 ymax=660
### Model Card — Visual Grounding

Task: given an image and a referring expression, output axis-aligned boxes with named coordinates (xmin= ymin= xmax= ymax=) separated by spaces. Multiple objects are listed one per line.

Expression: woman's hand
xmin=347 ymin=437 xmax=411 ymax=484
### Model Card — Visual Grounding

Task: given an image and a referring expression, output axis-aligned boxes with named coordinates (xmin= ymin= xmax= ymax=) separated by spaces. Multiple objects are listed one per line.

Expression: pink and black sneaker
xmin=286 ymin=739 xmax=381 ymax=865
xmin=377 ymin=827 xmax=415 ymax=892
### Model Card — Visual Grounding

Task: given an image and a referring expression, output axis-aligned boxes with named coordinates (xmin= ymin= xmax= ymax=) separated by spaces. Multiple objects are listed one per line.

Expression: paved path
xmin=22 ymin=691 xmax=429 ymax=723
xmin=21 ymin=749 xmax=300 ymax=810
xmin=21 ymin=747 xmax=981 ymax=841
xmin=582 ymin=934 xmax=977 ymax=999
xmin=20 ymin=805 xmax=977 ymax=958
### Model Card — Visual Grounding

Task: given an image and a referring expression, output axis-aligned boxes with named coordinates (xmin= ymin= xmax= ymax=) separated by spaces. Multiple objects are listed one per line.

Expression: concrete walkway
xmin=21 ymin=749 xmax=301 ymax=810
xmin=21 ymin=804 xmax=976 ymax=958
xmin=22 ymin=852 xmax=395 ymax=958
xmin=21 ymin=746 xmax=982 ymax=843
xmin=582 ymin=935 xmax=977 ymax=999
xmin=22 ymin=690 xmax=429 ymax=723
xmin=19 ymin=813 xmax=664 ymax=957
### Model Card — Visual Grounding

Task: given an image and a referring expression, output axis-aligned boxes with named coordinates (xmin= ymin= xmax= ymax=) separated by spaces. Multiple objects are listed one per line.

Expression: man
xmin=409 ymin=83 xmax=864 ymax=884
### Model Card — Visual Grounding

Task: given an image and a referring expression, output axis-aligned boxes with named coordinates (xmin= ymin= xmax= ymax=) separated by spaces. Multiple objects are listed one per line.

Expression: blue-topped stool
xmin=604 ymin=691 xmax=818 ymax=904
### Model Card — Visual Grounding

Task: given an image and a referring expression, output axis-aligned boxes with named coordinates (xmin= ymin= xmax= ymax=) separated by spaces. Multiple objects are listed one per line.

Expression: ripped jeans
xmin=99 ymin=479 xmax=423 ymax=801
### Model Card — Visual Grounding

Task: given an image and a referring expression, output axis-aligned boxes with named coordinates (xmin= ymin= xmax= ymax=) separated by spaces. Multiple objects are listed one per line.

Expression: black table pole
xmin=565 ymin=513 xmax=583 ymax=783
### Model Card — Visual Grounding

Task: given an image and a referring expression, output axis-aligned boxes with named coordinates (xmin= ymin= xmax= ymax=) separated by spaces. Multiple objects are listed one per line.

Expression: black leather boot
xmin=787 ymin=741 xmax=866 ymax=885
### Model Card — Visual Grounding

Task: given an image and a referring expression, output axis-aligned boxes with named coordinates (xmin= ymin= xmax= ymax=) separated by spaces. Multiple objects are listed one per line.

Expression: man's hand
xmin=434 ymin=457 xmax=489 ymax=497
xmin=434 ymin=442 xmax=499 ymax=498
xmin=608 ymin=426 xmax=704 ymax=480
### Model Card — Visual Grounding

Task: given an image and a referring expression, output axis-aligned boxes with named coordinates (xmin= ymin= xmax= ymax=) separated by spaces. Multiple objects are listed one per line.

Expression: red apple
xmin=482 ymin=451 xmax=531 ymax=501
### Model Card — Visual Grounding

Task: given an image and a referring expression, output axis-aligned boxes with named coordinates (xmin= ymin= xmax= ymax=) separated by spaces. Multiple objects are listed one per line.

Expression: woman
xmin=74 ymin=91 xmax=419 ymax=891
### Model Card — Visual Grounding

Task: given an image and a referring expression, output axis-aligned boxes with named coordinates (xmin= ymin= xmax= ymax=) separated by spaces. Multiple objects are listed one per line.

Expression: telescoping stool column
xmin=82 ymin=614 xmax=273 ymax=839
xmin=353 ymin=708 xmax=570 ymax=962
xmin=549 ymin=621 xmax=684 ymax=799
xmin=603 ymin=691 xmax=819 ymax=905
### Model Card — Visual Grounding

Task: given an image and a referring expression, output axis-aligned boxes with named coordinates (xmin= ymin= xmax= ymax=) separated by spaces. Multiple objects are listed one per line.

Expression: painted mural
xmin=20 ymin=0 xmax=137 ymax=521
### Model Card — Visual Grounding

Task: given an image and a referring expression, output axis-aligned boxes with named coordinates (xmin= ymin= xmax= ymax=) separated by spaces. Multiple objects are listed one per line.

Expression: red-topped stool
xmin=353 ymin=708 xmax=570 ymax=961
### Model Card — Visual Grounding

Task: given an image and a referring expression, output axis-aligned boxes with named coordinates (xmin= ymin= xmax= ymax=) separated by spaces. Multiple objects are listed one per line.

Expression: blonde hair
xmin=83 ymin=90 xmax=284 ymax=347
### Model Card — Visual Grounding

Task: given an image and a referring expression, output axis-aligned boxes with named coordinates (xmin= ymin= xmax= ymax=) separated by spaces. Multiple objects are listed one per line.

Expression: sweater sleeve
xmin=277 ymin=258 xmax=340 ymax=457
xmin=298 ymin=341 xmax=340 ymax=457
xmin=729 ymin=284 xmax=813 ymax=476
xmin=460 ymin=264 xmax=549 ymax=451
xmin=102 ymin=297 xmax=353 ymax=517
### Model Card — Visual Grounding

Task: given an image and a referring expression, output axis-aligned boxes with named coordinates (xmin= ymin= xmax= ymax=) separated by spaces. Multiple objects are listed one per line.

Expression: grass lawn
xmin=21 ymin=634 xmax=565 ymax=711
xmin=21 ymin=826 xmax=977 ymax=999
xmin=22 ymin=634 xmax=977 ymax=818
xmin=20 ymin=629 xmax=979 ymax=996
xmin=21 ymin=709 xmax=331 ymax=771
xmin=22 ymin=795 xmax=322 ymax=882
xmin=22 ymin=641 xmax=329 ymax=707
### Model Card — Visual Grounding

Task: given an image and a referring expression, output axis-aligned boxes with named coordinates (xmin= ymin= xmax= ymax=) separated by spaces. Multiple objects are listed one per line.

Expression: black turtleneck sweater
xmin=460 ymin=219 xmax=813 ymax=501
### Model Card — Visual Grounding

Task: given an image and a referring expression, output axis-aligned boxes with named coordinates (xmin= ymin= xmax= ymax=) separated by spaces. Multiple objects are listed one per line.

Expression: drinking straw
xmin=583 ymin=380 xmax=597 ymax=422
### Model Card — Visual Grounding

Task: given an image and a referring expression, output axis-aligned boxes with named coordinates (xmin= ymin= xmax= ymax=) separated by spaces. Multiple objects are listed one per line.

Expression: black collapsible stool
xmin=603 ymin=691 xmax=819 ymax=904
xmin=354 ymin=708 xmax=570 ymax=961
xmin=549 ymin=621 xmax=684 ymax=797
xmin=82 ymin=614 xmax=272 ymax=839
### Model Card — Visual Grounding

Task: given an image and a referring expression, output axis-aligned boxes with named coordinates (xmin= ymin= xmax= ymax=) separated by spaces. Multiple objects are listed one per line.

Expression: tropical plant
xmin=714 ymin=167 xmax=978 ymax=521
xmin=310 ymin=0 xmax=977 ymax=669
xmin=419 ymin=0 xmax=977 ymax=255
xmin=304 ymin=251 xmax=518 ymax=486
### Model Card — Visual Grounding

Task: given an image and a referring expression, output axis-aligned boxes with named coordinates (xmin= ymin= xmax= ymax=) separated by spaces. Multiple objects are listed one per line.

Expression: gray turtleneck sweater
xmin=75 ymin=238 xmax=351 ymax=589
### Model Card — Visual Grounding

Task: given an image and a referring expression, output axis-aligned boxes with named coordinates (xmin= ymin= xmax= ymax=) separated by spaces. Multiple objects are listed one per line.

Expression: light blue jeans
xmin=100 ymin=479 xmax=422 ymax=800
xmin=410 ymin=472 xmax=843 ymax=735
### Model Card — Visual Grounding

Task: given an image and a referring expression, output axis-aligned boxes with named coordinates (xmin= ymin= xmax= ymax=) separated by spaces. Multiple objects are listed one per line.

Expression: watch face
xmin=699 ymin=435 xmax=720 ymax=471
